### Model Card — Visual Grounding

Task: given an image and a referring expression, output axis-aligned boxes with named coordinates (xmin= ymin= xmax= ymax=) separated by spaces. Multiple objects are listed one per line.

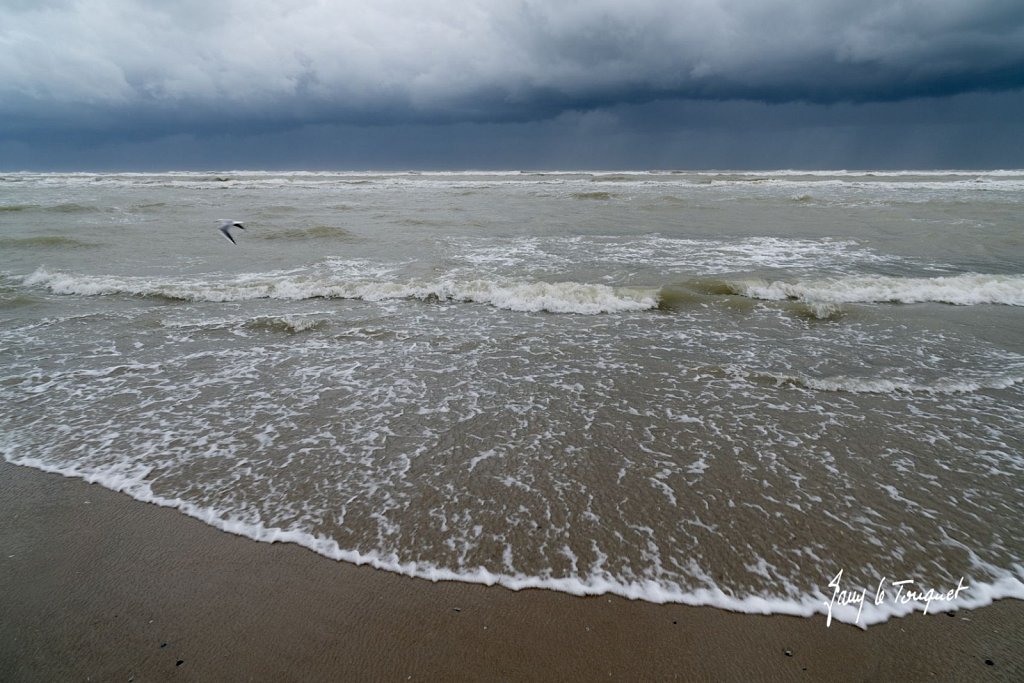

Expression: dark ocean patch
xmin=244 ymin=316 xmax=329 ymax=334
xmin=262 ymin=225 xmax=356 ymax=241
xmin=590 ymin=175 xmax=642 ymax=183
xmin=44 ymin=203 xmax=105 ymax=214
xmin=0 ymin=292 xmax=41 ymax=308
xmin=260 ymin=205 xmax=302 ymax=214
xmin=0 ymin=235 xmax=98 ymax=249
xmin=396 ymin=217 xmax=444 ymax=227
xmin=130 ymin=202 xmax=168 ymax=211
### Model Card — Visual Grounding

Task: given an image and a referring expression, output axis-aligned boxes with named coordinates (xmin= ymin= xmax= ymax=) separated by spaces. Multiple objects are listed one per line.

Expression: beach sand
xmin=1 ymin=459 xmax=1021 ymax=682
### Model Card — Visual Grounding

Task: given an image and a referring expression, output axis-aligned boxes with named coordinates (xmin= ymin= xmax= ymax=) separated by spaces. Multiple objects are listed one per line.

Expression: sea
xmin=2 ymin=170 xmax=1022 ymax=626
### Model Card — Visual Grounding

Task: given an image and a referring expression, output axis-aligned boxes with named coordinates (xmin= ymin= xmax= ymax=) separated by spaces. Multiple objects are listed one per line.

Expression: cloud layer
xmin=3 ymin=0 xmax=1024 ymax=134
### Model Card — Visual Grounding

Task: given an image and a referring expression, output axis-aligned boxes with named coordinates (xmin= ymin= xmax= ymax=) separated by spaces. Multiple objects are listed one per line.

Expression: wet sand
xmin=1 ymin=459 xmax=1021 ymax=682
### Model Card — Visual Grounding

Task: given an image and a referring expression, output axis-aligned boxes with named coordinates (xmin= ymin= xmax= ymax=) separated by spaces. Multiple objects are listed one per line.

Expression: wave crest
xmin=732 ymin=274 xmax=1024 ymax=307
xmin=22 ymin=268 xmax=659 ymax=315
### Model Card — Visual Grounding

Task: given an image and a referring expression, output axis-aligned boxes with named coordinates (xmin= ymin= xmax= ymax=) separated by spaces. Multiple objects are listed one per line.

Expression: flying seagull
xmin=217 ymin=219 xmax=246 ymax=245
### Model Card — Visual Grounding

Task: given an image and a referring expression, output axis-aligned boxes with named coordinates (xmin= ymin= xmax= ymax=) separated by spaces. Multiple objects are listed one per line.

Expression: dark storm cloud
xmin=2 ymin=0 xmax=1024 ymax=137
xmin=4 ymin=90 xmax=1022 ymax=171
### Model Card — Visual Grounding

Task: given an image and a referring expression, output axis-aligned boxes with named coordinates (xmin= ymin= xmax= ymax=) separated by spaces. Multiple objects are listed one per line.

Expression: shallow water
xmin=2 ymin=170 xmax=1023 ymax=625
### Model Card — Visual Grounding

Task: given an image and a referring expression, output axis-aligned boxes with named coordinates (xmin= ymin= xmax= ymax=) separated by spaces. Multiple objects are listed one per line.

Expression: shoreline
xmin=2 ymin=459 xmax=1021 ymax=681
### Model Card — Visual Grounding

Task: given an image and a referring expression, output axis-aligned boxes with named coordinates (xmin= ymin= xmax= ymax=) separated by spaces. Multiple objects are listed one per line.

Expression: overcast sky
xmin=2 ymin=0 xmax=1023 ymax=170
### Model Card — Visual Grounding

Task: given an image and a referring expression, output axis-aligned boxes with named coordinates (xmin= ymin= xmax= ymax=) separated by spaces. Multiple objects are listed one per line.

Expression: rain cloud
xmin=2 ymin=0 xmax=1023 ymax=167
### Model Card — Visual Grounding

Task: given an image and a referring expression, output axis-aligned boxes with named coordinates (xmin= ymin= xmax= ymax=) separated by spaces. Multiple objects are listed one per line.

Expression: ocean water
xmin=2 ymin=170 xmax=1023 ymax=626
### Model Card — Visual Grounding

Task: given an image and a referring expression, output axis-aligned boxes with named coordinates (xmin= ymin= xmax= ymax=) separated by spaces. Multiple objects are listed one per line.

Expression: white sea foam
xmin=800 ymin=375 xmax=1024 ymax=394
xmin=4 ymin=452 xmax=1023 ymax=628
xmin=7 ymin=169 xmax=1024 ymax=631
xmin=6 ymin=170 xmax=1024 ymax=195
xmin=722 ymin=366 xmax=1024 ymax=395
xmin=455 ymin=235 xmax=903 ymax=275
xmin=733 ymin=273 xmax=1024 ymax=307
xmin=23 ymin=267 xmax=659 ymax=315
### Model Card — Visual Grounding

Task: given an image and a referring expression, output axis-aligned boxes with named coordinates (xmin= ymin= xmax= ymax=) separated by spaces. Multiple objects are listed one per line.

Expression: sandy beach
xmin=1 ymin=459 xmax=1021 ymax=681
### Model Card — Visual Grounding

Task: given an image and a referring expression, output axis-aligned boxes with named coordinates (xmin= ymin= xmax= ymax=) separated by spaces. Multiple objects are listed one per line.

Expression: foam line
xmin=5 ymin=452 xmax=1023 ymax=629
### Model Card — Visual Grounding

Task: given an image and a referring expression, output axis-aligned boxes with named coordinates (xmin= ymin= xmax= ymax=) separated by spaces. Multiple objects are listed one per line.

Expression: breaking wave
xmin=22 ymin=267 xmax=659 ymax=315
xmin=730 ymin=273 xmax=1024 ymax=307
xmin=244 ymin=316 xmax=329 ymax=334
xmin=27 ymin=268 xmax=1024 ymax=318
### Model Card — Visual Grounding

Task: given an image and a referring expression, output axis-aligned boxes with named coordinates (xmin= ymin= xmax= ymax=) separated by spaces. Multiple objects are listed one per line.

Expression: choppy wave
xmin=656 ymin=279 xmax=841 ymax=319
xmin=729 ymin=274 xmax=1024 ymax=307
xmin=23 ymin=267 xmax=659 ymax=314
xmin=28 ymin=267 xmax=1023 ymax=317
xmin=6 ymin=167 xmax=1024 ymax=630
xmin=244 ymin=316 xmax=328 ymax=334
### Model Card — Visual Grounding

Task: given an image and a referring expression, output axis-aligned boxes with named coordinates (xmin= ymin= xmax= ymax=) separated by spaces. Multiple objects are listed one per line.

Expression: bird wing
xmin=219 ymin=225 xmax=237 ymax=244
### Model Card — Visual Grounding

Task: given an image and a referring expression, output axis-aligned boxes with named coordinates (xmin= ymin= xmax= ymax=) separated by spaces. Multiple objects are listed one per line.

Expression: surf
xmin=22 ymin=267 xmax=660 ymax=315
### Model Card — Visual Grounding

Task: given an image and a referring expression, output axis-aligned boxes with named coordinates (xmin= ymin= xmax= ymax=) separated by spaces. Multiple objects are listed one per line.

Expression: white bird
xmin=217 ymin=219 xmax=246 ymax=245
